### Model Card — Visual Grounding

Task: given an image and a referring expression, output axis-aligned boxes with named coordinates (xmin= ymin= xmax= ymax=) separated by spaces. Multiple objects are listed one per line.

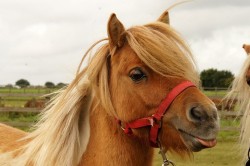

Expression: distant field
xmin=0 ymin=87 xmax=228 ymax=107
xmin=0 ymin=87 xmax=56 ymax=94
xmin=0 ymin=87 xmax=228 ymax=96
xmin=0 ymin=87 xmax=58 ymax=107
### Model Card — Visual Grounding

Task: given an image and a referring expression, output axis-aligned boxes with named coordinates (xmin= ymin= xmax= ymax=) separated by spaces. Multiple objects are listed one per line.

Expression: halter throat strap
xmin=116 ymin=81 xmax=196 ymax=147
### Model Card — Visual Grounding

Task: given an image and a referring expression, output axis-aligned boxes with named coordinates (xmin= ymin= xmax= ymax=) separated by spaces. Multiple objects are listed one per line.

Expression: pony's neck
xmin=80 ymin=99 xmax=154 ymax=166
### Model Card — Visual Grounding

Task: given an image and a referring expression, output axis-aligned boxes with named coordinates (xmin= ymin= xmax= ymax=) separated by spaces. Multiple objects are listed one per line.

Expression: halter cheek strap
xmin=116 ymin=81 xmax=196 ymax=147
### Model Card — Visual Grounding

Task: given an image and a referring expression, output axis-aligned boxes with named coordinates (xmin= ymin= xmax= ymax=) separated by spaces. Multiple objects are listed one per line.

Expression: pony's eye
xmin=129 ymin=68 xmax=146 ymax=82
xmin=246 ymin=78 xmax=250 ymax=86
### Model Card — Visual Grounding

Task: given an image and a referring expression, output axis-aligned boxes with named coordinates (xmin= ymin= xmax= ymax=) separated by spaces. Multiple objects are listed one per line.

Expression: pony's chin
xmin=178 ymin=129 xmax=217 ymax=152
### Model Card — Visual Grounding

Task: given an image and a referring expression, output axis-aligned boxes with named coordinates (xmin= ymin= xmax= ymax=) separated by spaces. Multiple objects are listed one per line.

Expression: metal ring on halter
xmin=162 ymin=159 xmax=175 ymax=166
xmin=157 ymin=141 xmax=175 ymax=166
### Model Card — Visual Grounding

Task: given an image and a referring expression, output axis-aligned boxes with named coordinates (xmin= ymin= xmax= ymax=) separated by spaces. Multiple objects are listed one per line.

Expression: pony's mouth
xmin=178 ymin=129 xmax=217 ymax=152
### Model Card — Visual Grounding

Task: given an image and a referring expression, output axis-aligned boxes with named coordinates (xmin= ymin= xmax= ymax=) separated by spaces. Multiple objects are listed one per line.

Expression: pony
xmin=0 ymin=10 xmax=220 ymax=166
xmin=226 ymin=44 xmax=250 ymax=165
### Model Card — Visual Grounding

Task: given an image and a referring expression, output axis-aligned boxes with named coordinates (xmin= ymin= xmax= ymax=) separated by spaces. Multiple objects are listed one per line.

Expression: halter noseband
xmin=116 ymin=81 xmax=196 ymax=147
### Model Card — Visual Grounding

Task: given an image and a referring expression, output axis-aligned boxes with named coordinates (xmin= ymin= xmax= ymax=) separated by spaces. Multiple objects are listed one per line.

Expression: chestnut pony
xmin=0 ymin=11 xmax=219 ymax=166
xmin=227 ymin=44 xmax=250 ymax=165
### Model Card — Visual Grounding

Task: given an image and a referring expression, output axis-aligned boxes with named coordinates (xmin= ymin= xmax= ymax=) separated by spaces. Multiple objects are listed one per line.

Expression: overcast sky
xmin=1 ymin=0 xmax=250 ymax=85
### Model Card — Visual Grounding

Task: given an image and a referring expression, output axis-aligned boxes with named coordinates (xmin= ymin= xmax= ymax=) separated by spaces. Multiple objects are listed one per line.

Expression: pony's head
xmin=243 ymin=44 xmax=250 ymax=54
xmin=86 ymin=11 xmax=219 ymax=156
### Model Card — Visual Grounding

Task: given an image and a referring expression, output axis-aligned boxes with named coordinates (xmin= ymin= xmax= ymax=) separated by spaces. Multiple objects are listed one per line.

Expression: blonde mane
xmin=226 ymin=53 xmax=250 ymax=162
xmin=0 ymin=21 xmax=199 ymax=166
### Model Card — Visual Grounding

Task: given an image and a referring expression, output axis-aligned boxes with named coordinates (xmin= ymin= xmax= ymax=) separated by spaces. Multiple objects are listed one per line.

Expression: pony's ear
xmin=107 ymin=13 xmax=126 ymax=51
xmin=243 ymin=44 xmax=250 ymax=55
xmin=157 ymin=11 xmax=170 ymax=24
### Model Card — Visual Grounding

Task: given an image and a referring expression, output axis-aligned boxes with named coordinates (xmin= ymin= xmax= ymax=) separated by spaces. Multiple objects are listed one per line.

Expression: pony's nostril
xmin=189 ymin=107 xmax=204 ymax=122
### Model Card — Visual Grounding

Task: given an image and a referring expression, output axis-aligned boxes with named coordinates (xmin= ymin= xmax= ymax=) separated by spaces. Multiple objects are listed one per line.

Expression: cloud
xmin=0 ymin=0 xmax=250 ymax=85
xmin=172 ymin=5 xmax=250 ymax=38
xmin=190 ymin=26 xmax=250 ymax=74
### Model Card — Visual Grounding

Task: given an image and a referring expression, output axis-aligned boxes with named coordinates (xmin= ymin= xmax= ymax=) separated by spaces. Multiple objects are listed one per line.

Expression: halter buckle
xmin=116 ymin=120 xmax=132 ymax=134
xmin=151 ymin=115 xmax=162 ymax=128
xmin=148 ymin=117 xmax=154 ymax=126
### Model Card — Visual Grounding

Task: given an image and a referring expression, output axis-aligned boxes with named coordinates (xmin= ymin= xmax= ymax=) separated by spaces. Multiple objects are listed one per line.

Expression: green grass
xmin=0 ymin=112 xmax=39 ymax=122
xmin=218 ymin=119 xmax=240 ymax=142
xmin=153 ymin=141 xmax=241 ymax=166
xmin=203 ymin=90 xmax=228 ymax=98
xmin=0 ymin=112 xmax=39 ymax=131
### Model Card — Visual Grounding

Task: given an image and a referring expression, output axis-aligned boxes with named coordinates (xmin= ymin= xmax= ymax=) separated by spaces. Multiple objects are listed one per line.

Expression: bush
xmin=45 ymin=82 xmax=55 ymax=88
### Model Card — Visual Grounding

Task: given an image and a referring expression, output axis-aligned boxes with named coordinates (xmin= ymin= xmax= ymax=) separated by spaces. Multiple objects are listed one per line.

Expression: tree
xmin=45 ymin=82 xmax=55 ymax=88
xmin=15 ymin=79 xmax=30 ymax=88
xmin=200 ymin=68 xmax=234 ymax=88
xmin=56 ymin=82 xmax=67 ymax=88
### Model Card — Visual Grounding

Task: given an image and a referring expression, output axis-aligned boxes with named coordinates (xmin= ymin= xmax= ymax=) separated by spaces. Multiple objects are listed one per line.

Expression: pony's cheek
xmin=158 ymin=114 xmax=192 ymax=153
xmin=158 ymin=125 xmax=188 ymax=152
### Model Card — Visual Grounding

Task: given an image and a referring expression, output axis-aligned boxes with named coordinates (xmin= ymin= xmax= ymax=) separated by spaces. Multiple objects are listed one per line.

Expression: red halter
xmin=116 ymin=81 xmax=196 ymax=147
